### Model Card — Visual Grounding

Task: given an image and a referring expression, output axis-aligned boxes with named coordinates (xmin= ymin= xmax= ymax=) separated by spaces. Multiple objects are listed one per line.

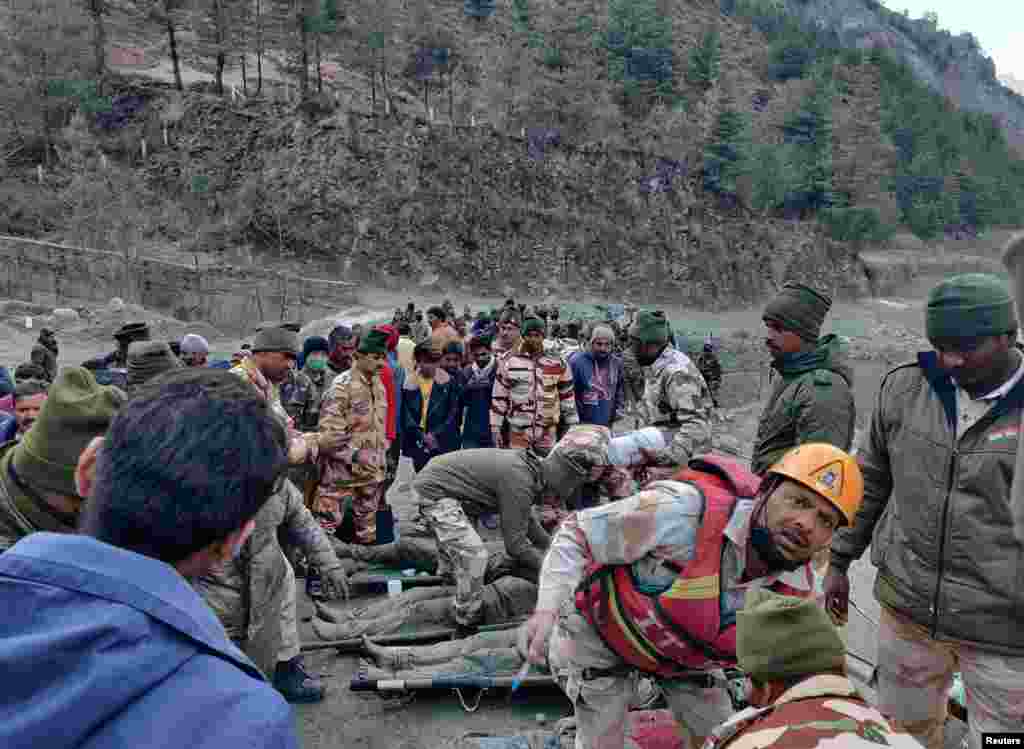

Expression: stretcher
xmin=301 ymin=618 xmax=526 ymax=653
xmin=346 ymin=565 xmax=446 ymax=593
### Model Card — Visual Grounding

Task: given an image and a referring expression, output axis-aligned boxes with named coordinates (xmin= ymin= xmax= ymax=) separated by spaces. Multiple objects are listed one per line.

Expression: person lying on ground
xmin=313 ymin=576 xmax=537 ymax=643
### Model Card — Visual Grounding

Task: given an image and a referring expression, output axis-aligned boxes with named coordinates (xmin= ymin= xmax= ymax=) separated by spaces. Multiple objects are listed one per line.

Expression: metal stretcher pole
xmin=301 ymin=618 xmax=528 ymax=653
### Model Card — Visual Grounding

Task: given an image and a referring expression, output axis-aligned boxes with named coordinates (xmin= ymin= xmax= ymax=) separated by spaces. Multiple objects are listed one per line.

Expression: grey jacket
xmin=831 ymin=351 xmax=1024 ymax=656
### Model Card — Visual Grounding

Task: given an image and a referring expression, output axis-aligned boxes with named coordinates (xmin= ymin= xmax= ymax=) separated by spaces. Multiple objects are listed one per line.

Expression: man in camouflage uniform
xmin=193 ymin=473 xmax=351 ymax=703
xmin=619 ymin=305 xmax=645 ymax=429
xmin=693 ymin=342 xmax=723 ymax=408
xmin=493 ymin=308 xmax=522 ymax=359
xmin=623 ymin=310 xmax=714 ymax=484
xmin=412 ymin=425 xmax=610 ymax=629
xmin=703 ymin=589 xmax=919 ymax=749
xmin=314 ymin=328 xmax=389 ymax=546
xmin=490 ymin=317 xmax=579 ymax=456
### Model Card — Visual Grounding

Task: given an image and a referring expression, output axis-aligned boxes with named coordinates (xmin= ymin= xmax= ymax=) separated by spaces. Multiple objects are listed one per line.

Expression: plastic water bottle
xmin=387 ymin=579 xmax=402 ymax=598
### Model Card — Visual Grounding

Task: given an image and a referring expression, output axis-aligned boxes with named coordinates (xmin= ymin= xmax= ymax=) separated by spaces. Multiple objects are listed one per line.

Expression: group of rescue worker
xmin=2 ymin=236 xmax=1024 ymax=749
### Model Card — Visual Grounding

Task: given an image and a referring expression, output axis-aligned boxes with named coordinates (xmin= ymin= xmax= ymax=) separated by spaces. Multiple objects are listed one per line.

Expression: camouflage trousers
xmin=548 ymin=599 xmax=733 ymax=749
xmin=223 ymin=550 xmax=300 ymax=669
xmin=876 ymin=605 xmax=1024 ymax=749
xmin=313 ymin=481 xmax=383 ymax=544
xmin=418 ymin=497 xmax=489 ymax=627
xmin=508 ymin=426 xmax=557 ymax=454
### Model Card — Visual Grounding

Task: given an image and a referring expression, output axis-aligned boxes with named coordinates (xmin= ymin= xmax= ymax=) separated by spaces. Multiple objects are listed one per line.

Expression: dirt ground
xmin=0 ymin=278 xmax=968 ymax=749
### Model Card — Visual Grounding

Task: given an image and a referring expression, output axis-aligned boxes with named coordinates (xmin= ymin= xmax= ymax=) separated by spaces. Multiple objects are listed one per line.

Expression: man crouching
xmin=519 ymin=443 xmax=863 ymax=749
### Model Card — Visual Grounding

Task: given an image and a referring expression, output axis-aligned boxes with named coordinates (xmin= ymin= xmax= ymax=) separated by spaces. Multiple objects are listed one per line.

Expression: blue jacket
xmin=460 ymin=361 xmax=497 ymax=448
xmin=570 ymin=351 xmax=625 ymax=427
xmin=401 ymin=368 xmax=459 ymax=469
xmin=0 ymin=533 xmax=298 ymax=749
xmin=0 ymin=366 xmax=13 ymax=397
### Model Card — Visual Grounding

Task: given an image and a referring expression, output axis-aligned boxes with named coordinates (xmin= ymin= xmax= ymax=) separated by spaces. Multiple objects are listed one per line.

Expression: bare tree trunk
xmin=213 ymin=0 xmax=225 ymax=95
xmin=39 ymin=51 xmax=53 ymax=167
xmin=315 ymin=34 xmax=322 ymax=92
xmin=370 ymin=68 xmax=376 ymax=110
xmin=165 ymin=3 xmax=184 ymax=92
xmin=297 ymin=3 xmax=309 ymax=99
xmin=241 ymin=54 xmax=248 ymax=94
xmin=256 ymin=0 xmax=264 ymax=94
xmin=88 ymin=0 xmax=107 ymax=97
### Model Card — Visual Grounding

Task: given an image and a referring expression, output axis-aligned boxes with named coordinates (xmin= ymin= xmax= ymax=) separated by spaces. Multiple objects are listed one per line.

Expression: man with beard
xmin=570 ymin=325 xmax=625 ymax=429
xmin=401 ymin=341 xmax=459 ymax=473
xmin=824 ymin=273 xmax=1024 ymax=749
xmin=13 ymin=380 xmax=48 ymax=438
xmin=326 ymin=325 xmax=358 ymax=381
xmin=750 ymin=283 xmax=855 ymax=478
xmin=461 ymin=336 xmax=497 ymax=449
xmin=519 ymin=444 xmax=863 ymax=749
xmin=441 ymin=340 xmax=467 ymax=416
xmin=180 ymin=334 xmax=210 ymax=368
xmin=491 ymin=317 xmax=579 ymax=455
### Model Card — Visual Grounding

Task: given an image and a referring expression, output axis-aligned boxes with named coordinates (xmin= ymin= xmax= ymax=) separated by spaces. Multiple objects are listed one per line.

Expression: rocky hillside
xmin=774 ymin=0 xmax=1024 ymax=151
xmin=1 ymin=0 xmax=1022 ymax=306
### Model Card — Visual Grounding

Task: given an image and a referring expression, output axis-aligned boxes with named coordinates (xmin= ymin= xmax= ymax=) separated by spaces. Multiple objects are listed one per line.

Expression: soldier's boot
xmin=273 ymin=656 xmax=326 ymax=703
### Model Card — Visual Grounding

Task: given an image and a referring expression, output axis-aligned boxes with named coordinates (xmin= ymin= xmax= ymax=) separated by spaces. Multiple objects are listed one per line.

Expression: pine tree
xmin=687 ymin=28 xmax=720 ymax=90
xmin=703 ymin=101 xmax=747 ymax=200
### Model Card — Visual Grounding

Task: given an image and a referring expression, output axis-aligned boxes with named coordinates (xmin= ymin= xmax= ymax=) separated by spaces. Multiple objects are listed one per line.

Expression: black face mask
xmin=749 ymin=524 xmax=806 ymax=572
xmin=635 ymin=347 xmax=661 ymax=367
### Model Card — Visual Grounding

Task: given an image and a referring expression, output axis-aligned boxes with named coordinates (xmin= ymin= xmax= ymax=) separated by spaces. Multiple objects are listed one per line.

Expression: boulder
xmin=53 ymin=308 xmax=80 ymax=325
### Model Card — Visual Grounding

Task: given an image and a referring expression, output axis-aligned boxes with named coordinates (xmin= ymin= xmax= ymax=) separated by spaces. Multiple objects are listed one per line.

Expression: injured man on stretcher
xmin=313 ymin=536 xmax=539 ymax=642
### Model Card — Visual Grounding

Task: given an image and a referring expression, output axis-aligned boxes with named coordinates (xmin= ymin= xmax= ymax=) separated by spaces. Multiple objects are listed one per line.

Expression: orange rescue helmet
xmin=764 ymin=443 xmax=863 ymax=526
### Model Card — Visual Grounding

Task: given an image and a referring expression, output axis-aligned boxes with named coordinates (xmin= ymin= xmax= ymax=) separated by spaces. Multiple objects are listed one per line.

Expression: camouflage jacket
xmin=0 ymin=444 xmax=76 ymax=553
xmin=280 ymin=366 xmax=328 ymax=432
xmin=192 ymin=478 xmax=342 ymax=643
xmin=636 ymin=344 xmax=713 ymax=467
xmin=490 ymin=351 xmax=579 ymax=440
xmin=317 ymin=368 xmax=388 ymax=491
xmin=703 ymin=675 xmax=920 ymax=749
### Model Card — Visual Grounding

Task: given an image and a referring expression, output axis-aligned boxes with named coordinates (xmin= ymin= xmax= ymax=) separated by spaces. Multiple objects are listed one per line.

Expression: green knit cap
xmin=631 ymin=310 xmax=670 ymax=344
xmin=762 ymin=282 xmax=832 ymax=342
xmin=522 ymin=317 xmax=545 ymax=336
xmin=736 ymin=588 xmax=846 ymax=683
xmin=13 ymin=367 xmax=124 ymax=499
xmin=358 ymin=328 xmax=390 ymax=355
xmin=925 ymin=273 xmax=1017 ymax=341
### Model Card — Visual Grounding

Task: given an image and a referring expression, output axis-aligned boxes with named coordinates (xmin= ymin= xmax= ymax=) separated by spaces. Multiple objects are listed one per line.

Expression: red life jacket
xmin=574 ymin=454 xmax=814 ymax=678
